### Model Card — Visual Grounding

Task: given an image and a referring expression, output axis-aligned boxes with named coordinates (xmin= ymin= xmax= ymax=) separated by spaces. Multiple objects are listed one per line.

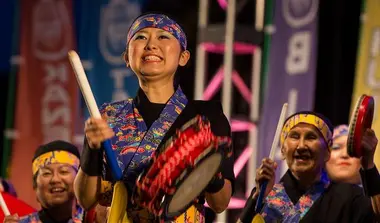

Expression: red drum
xmin=133 ymin=115 xmax=231 ymax=219
xmin=347 ymin=94 xmax=375 ymax=157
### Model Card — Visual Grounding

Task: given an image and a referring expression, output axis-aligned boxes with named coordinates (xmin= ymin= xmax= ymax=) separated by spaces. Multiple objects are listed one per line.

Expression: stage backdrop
xmin=351 ymin=0 xmax=380 ymax=167
xmin=0 ymin=0 xmax=14 ymax=72
xmin=1 ymin=0 xmax=20 ymax=178
xmin=257 ymin=0 xmax=320 ymax=182
xmin=9 ymin=0 xmax=78 ymax=208
xmin=77 ymin=0 xmax=142 ymax=122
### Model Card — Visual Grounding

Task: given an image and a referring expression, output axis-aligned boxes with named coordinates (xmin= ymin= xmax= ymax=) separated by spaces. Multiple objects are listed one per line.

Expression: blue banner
xmin=257 ymin=0 xmax=319 ymax=180
xmin=78 ymin=0 xmax=143 ymax=117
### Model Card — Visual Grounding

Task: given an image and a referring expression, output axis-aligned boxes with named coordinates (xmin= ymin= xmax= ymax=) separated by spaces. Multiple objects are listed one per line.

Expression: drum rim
xmin=131 ymin=115 xmax=231 ymax=219
xmin=347 ymin=94 xmax=374 ymax=157
xmin=132 ymin=115 xmax=209 ymax=202
xmin=161 ymin=150 xmax=224 ymax=220
xmin=159 ymin=115 xmax=208 ymax=155
xmin=347 ymin=95 xmax=364 ymax=157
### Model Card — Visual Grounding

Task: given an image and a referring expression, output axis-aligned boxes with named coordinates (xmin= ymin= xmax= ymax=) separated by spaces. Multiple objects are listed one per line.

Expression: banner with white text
xmin=78 ymin=0 xmax=143 ymax=120
xmin=351 ymin=0 xmax=380 ymax=167
xmin=257 ymin=0 xmax=319 ymax=181
xmin=10 ymin=0 xmax=78 ymax=208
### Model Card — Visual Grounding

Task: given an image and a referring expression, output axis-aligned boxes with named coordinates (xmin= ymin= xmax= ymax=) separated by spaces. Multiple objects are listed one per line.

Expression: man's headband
xmin=280 ymin=113 xmax=333 ymax=149
xmin=127 ymin=13 xmax=187 ymax=50
xmin=32 ymin=150 xmax=80 ymax=175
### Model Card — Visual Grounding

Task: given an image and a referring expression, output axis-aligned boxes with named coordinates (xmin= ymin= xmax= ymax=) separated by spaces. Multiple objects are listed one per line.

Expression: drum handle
xmin=68 ymin=50 xmax=123 ymax=181
xmin=255 ymin=103 xmax=288 ymax=213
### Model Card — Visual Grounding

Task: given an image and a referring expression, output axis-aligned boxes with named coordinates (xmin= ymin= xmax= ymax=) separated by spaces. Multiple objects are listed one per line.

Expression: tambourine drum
xmin=133 ymin=115 xmax=231 ymax=220
xmin=347 ymin=94 xmax=375 ymax=157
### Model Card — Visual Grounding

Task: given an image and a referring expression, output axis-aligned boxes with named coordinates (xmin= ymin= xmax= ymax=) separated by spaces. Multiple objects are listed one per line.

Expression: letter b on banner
xmin=286 ymin=32 xmax=311 ymax=75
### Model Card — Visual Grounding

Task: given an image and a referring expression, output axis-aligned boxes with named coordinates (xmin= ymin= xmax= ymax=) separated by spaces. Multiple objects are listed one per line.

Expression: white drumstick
xmin=0 ymin=193 xmax=10 ymax=216
xmin=269 ymin=103 xmax=288 ymax=160
xmin=68 ymin=50 xmax=101 ymax=119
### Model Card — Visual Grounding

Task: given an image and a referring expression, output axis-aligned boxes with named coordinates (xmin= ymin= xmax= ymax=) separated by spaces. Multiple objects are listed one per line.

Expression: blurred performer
xmin=326 ymin=124 xmax=361 ymax=184
xmin=3 ymin=140 xmax=93 ymax=223
xmin=238 ymin=111 xmax=380 ymax=223
xmin=0 ymin=180 xmax=35 ymax=222
xmin=74 ymin=13 xmax=234 ymax=222
xmin=0 ymin=179 xmax=18 ymax=198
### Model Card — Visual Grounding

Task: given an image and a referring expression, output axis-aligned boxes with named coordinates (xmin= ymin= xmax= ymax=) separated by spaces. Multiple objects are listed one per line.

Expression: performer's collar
xmin=135 ymin=88 xmax=152 ymax=108
xmin=282 ymin=169 xmax=329 ymax=186
xmin=281 ymin=170 xmax=307 ymax=203
xmin=39 ymin=208 xmax=72 ymax=223
xmin=134 ymin=85 xmax=180 ymax=107
xmin=280 ymin=169 xmax=329 ymax=204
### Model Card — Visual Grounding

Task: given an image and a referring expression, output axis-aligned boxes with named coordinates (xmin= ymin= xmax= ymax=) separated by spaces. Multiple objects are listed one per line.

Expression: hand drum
xmin=347 ymin=94 xmax=374 ymax=157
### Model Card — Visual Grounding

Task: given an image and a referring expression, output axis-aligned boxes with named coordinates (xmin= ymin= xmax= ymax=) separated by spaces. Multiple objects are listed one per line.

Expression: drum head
xmin=163 ymin=152 xmax=222 ymax=219
xmin=347 ymin=94 xmax=374 ymax=157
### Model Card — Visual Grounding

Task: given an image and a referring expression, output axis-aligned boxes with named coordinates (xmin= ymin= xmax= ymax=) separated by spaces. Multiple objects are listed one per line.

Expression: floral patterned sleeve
xmin=97 ymin=102 xmax=115 ymax=206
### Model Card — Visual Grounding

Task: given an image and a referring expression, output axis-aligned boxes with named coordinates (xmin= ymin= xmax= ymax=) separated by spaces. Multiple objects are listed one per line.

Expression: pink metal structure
xmin=195 ymin=0 xmax=265 ymax=221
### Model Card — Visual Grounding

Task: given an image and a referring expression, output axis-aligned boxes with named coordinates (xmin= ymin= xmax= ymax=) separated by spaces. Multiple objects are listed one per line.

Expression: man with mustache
xmin=238 ymin=111 xmax=380 ymax=223
xmin=3 ymin=140 xmax=93 ymax=223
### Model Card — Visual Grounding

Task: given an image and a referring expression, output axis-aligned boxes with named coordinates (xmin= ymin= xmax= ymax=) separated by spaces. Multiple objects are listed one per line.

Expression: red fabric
xmin=10 ymin=0 xmax=78 ymax=208
xmin=136 ymin=116 xmax=231 ymax=215
xmin=0 ymin=192 xmax=36 ymax=221
xmin=350 ymin=95 xmax=374 ymax=157
xmin=85 ymin=208 xmax=96 ymax=223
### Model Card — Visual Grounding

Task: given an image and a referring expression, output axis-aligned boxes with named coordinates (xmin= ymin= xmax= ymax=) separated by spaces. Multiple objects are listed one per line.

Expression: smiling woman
xmin=238 ymin=111 xmax=380 ymax=223
xmin=74 ymin=13 xmax=235 ymax=223
xmin=282 ymin=122 xmax=330 ymax=181
xmin=125 ymin=27 xmax=190 ymax=93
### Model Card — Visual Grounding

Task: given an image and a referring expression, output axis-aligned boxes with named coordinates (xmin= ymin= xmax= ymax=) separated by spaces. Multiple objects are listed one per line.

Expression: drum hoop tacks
xmin=132 ymin=115 xmax=231 ymax=220
xmin=347 ymin=94 xmax=374 ymax=157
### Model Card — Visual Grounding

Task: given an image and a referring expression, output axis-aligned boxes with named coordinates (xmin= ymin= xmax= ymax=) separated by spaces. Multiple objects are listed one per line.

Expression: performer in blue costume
xmin=74 ymin=13 xmax=235 ymax=222
xmin=4 ymin=140 xmax=90 ymax=223
xmin=238 ymin=112 xmax=380 ymax=223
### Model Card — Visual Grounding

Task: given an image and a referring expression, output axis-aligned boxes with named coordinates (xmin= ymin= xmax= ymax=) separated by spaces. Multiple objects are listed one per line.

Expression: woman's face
xmin=281 ymin=123 xmax=330 ymax=178
xmin=127 ymin=27 xmax=190 ymax=83
xmin=326 ymin=135 xmax=361 ymax=184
